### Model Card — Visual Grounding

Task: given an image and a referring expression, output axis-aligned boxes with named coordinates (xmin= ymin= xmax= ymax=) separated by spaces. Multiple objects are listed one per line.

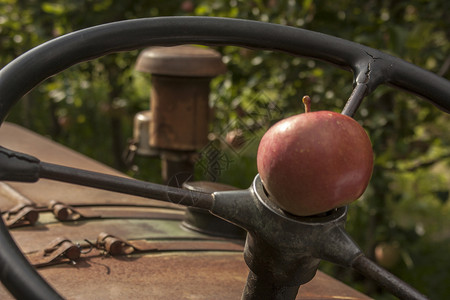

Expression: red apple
xmin=257 ymin=96 xmax=373 ymax=216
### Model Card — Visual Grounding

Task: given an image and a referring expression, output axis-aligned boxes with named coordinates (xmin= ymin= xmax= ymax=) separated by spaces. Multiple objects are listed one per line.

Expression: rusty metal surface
xmin=137 ymin=46 xmax=225 ymax=152
xmin=0 ymin=123 xmax=371 ymax=299
xmin=129 ymin=239 xmax=244 ymax=253
xmin=73 ymin=206 xmax=185 ymax=220
xmin=135 ymin=45 xmax=226 ymax=77
xmin=36 ymin=254 xmax=369 ymax=300
xmin=0 ymin=182 xmax=34 ymax=207
xmin=0 ymin=252 xmax=371 ymax=300
xmin=149 ymin=75 xmax=211 ymax=151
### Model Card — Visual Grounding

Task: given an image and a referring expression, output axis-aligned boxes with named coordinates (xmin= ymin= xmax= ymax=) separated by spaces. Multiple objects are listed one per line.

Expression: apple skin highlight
xmin=257 ymin=97 xmax=373 ymax=216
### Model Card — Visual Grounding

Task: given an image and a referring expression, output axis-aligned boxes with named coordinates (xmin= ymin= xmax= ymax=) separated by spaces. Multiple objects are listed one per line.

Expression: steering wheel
xmin=0 ymin=17 xmax=449 ymax=300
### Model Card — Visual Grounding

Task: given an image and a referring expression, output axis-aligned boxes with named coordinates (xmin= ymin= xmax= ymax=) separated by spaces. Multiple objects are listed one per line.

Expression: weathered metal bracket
xmin=96 ymin=232 xmax=136 ymax=256
xmin=49 ymin=200 xmax=85 ymax=221
xmin=0 ymin=182 xmax=39 ymax=227
xmin=28 ymin=237 xmax=81 ymax=267
xmin=2 ymin=205 xmax=39 ymax=228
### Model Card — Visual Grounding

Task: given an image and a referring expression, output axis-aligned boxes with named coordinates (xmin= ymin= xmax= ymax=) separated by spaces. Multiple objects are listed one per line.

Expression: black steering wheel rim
xmin=0 ymin=16 xmax=449 ymax=123
xmin=0 ymin=16 xmax=449 ymax=300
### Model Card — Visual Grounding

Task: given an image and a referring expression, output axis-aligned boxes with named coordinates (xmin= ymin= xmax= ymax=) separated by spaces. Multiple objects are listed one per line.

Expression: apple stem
xmin=302 ymin=96 xmax=311 ymax=113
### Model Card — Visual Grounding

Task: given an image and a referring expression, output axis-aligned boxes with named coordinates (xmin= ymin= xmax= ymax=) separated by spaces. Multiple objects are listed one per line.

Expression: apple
xmin=257 ymin=96 xmax=373 ymax=216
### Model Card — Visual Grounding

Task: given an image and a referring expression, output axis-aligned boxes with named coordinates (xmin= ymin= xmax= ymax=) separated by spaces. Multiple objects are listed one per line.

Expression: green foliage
xmin=1 ymin=0 xmax=449 ymax=298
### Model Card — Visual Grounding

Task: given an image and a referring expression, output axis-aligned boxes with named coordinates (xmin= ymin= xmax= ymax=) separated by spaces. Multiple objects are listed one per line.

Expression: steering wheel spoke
xmin=0 ymin=146 xmax=214 ymax=210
